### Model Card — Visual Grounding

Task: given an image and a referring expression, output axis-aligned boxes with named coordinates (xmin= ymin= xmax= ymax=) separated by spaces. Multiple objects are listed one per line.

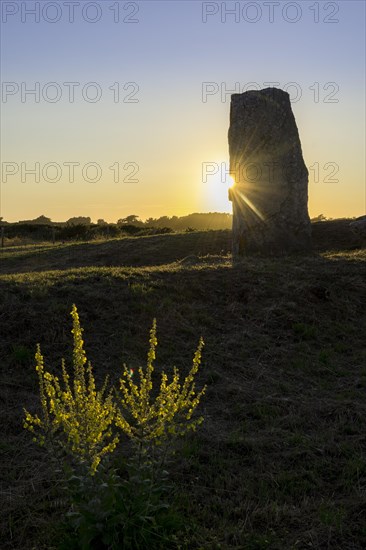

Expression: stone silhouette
xmin=349 ymin=215 xmax=366 ymax=247
xmin=228 ymin=87 xmax=312 ymax=257
xmin=349 ymin=215 xmax=366 ymax=236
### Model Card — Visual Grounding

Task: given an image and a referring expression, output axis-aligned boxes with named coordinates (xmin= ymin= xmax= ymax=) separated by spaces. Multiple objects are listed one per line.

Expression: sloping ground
xmin=0 ymin=219 xmax=363 ymax=276
xmin=0 ymin=228 xmax=366 ymax=548
xmin=0 ymin=230 xmax=232 ymax=274
xmin=312 ymin=218 xmax=363 ymax=252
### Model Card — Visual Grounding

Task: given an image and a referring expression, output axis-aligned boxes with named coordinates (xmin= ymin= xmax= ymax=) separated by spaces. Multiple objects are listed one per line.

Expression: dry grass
xmin=1 ymin=221 xmax=365 ymax=549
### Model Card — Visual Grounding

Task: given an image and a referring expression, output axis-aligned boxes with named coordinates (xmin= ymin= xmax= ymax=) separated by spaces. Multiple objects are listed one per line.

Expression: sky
xmin=0 ymin=0 xmax=365 ymax=223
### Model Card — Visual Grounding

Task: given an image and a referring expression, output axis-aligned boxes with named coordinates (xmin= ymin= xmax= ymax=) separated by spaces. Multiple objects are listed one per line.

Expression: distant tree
xmin=311 ymin=214 xmax=327 ymax=222
xmin=117 ymin=215 xmax=141 ymax=226
xmin=97 ymin=219 xmax=108 ymax=226
xmin=126 ymin=215 xmax=139 ymax=224
xmin=155 ymin=216 xmax=171 ymax=227
xmin=66 ymin=216 xmax=91 ymax=226
xmin=141 ymin=213 xmax=232 ymax=231
xmin=145 ymin=217 xmax=157 ymax=227
xmin=32 ymin=215 xmax=52 ymax=225
xmin=115 ymin=213 xmax=233 ymax=231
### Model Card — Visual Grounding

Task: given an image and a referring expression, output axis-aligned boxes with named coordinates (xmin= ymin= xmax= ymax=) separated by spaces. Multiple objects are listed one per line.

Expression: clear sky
xmin=0 ymin=0 xmax=365 ymax=222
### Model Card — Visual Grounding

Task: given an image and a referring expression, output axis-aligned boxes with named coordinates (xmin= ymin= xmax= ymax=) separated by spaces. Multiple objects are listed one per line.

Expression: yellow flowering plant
xmin=23 ymin=306 xmax=207 ymax=548
xmin=23 ymin=304 xmax=118 ymax=475
xmin=115 ymin=319 xmax=206 ymax=448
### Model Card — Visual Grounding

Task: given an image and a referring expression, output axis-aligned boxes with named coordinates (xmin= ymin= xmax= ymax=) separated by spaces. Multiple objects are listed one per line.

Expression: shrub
xmin=23 ymin=306 xmax=206 ymax=548
xmin=23 ymin=305 xmax=118 ymax=475
xmin=116 ymin=319 xmax=206 ymax=448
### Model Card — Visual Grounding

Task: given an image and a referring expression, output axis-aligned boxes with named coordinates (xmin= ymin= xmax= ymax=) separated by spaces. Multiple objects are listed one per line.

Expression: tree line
xmin=0 ymin=212 xmax=233 ymax=231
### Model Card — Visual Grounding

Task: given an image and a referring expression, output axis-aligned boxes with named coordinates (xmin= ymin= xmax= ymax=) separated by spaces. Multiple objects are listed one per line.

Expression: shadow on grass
xmin=0 ymin=233 xmax=365 ymax=549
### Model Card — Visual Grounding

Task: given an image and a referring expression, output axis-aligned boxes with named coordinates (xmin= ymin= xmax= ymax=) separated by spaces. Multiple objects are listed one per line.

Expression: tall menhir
xmin=228 ymin=88 xmax=312 ymax=257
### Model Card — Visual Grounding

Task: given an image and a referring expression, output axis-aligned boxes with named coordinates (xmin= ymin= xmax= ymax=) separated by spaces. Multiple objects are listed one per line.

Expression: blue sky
xmin=1 ymin=0 xmax=365 ymax=222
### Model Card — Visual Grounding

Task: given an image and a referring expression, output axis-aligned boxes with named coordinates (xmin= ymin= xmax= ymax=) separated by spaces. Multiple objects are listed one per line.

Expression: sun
xmin=201 ymin=160 xmax=234 ymax=212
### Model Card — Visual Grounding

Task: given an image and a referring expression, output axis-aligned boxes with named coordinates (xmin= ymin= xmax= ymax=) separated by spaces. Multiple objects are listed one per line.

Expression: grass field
xmin=1 ymin=220 xmax=366 ymax=549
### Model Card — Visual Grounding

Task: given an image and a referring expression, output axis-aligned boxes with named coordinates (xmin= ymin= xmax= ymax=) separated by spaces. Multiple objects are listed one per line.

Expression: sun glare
xmin=203 ymin=160 xmax=233 ymax=212
xmin=234 ymin=188 xmax=265 ymax=222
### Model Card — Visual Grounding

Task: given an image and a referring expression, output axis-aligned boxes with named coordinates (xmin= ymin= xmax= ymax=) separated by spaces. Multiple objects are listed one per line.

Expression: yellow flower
xmin=23 ymin=305 xmax=118 ymax=475
xmin=116 ymin=320 xmax=206 ymax=447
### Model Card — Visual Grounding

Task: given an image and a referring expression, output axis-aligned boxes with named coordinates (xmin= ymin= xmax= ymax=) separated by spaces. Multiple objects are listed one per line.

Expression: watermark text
xmin=1 ymin=82 xmax=140 ymax=103
xmin=1 ymin=161 xmax=140 ymax=183
xmin=1 ymin=1 xmax=140 ymax=24
xmin=201 ymin=82 xmax=340 ymax=104
xmin=201 ymin=2 xmax=340 ymax=24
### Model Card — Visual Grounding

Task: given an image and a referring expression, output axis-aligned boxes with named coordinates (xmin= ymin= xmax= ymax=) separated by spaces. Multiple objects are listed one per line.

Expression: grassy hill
xmin=1 ymin=220 xmax=366 ymax=549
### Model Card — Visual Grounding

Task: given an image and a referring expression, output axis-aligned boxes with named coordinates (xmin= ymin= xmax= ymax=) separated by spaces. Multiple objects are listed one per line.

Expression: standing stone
xmin=228 ymin=87 xmax=312 ymax=257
